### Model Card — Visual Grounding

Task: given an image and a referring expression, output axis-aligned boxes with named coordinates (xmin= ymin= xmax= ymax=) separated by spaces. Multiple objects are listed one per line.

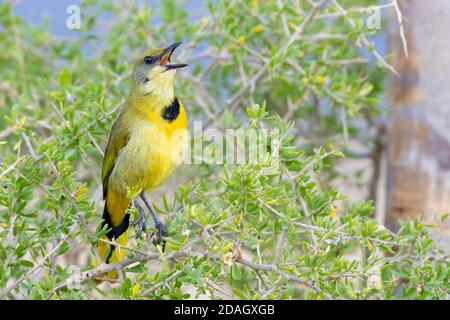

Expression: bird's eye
xmin=143 ymin=56 xmax=153 ymax=65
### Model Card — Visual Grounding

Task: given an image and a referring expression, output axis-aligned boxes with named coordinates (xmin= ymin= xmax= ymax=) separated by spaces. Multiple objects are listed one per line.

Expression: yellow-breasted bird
xmin=96 ymin=42 xmax=188 ymax=278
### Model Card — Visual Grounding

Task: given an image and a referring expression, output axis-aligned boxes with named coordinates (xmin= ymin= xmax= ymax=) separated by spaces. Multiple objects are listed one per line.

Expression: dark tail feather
xmin=100 ymin=199 xmax=130 ymax=263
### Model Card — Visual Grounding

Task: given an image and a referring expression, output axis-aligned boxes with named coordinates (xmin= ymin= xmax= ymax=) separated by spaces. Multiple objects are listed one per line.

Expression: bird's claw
xmin=137 ymin=193 xmax=169 ymax=251
xmin=151 ymin=221 xmax=168 ymax=251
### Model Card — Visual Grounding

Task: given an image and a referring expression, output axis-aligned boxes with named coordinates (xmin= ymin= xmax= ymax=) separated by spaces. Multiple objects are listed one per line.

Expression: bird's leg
xmin=139 ymin=193 xmax=168 ymax=251
xmin=131 ymin=201 xmax=147 ymax=238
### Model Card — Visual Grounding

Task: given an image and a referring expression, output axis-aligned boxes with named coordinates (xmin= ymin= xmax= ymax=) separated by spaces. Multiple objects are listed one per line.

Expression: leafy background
xmin=0 ymin=0 xmax=448 ymax=299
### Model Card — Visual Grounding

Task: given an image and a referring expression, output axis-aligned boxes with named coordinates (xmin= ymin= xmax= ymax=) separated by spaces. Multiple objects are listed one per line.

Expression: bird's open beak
xmin=160 ymin=41 xmax=188 ymax=70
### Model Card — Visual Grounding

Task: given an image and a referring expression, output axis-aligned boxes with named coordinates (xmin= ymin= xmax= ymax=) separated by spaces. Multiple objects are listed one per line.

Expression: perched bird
xmin=96 ymin=42 xmax=188 ymax=278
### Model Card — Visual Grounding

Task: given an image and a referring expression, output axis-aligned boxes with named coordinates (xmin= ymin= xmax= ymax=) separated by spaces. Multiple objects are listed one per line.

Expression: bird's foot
xmin=151 ymin=220 xmax=168 ymax=251
xmin=131 ymin=202 xmax=147 ymax=238
xmin=138 ymin=193 xmax=170 ymax=251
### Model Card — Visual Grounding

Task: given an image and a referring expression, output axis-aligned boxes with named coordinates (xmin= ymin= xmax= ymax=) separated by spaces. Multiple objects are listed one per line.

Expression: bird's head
xmin=131 ymin=41 xmax=187 ymax=101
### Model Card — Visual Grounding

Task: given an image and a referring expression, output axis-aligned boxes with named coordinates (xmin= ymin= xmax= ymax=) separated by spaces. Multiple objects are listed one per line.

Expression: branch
xmin=261 ymin=201 xmax=400 ymax=247
xmin=292 ymin=221 xmax=400 ymax=246
xmin=0 ymin=155 xmax=26 ymax=179
xmin=314 ymin=3 xmax=394 ymax=19
xmin=139 ymin=270 xmax=183 ymax=297
xmin=52 ymin=249 xmax=332 ymax=299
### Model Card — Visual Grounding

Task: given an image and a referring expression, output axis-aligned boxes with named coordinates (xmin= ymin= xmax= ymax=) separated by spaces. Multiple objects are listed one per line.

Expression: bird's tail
xmin=95 ymin=189 xmax=130 ymax=279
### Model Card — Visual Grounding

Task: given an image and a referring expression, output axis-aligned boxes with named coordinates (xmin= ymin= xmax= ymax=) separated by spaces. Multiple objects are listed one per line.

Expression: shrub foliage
xmin=0 ymin=0 xmax=448 ymax=299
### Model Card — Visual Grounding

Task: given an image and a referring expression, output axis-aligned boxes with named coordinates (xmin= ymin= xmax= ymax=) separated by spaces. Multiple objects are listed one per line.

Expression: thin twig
xmin=331 ymin=0 xmax=400 ymax=76
xmin=139 ymin=270 xmax=183 ymax=297
xmin=0 ymin=156 xmax=26 ymax=179
xmin=392 ymin=0 xmax=409 ymax=59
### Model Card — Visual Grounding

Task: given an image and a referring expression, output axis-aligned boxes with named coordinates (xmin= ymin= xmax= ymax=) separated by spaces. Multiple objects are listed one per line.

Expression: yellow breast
xmin=109 ymin=100 xmax=188 ymax=194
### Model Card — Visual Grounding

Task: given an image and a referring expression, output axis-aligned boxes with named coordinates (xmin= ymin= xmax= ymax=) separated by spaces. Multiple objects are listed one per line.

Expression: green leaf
xmin=231 ymin=264 xmax=242 ymax=281
xmin=121 ymin=278 xmax=132 ymax=298
xmin=58 ymin=241 xmax=70 ymax=255
xmin=19 ymin=260 xmax=34 ymax=268
xmin=59 ymin=67 xmax=71 ymax=87
xmin=232 ymin=287 xmax=247 ymax=299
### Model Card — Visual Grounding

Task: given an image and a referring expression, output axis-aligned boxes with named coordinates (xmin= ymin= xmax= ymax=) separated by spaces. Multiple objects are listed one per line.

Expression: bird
xmin=96 ymin=42 xmax=188 ymax=279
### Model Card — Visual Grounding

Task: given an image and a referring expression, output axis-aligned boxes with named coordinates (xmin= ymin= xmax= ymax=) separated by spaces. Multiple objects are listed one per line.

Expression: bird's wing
xmin=101 ymin=116 xmax=130 ymax=199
